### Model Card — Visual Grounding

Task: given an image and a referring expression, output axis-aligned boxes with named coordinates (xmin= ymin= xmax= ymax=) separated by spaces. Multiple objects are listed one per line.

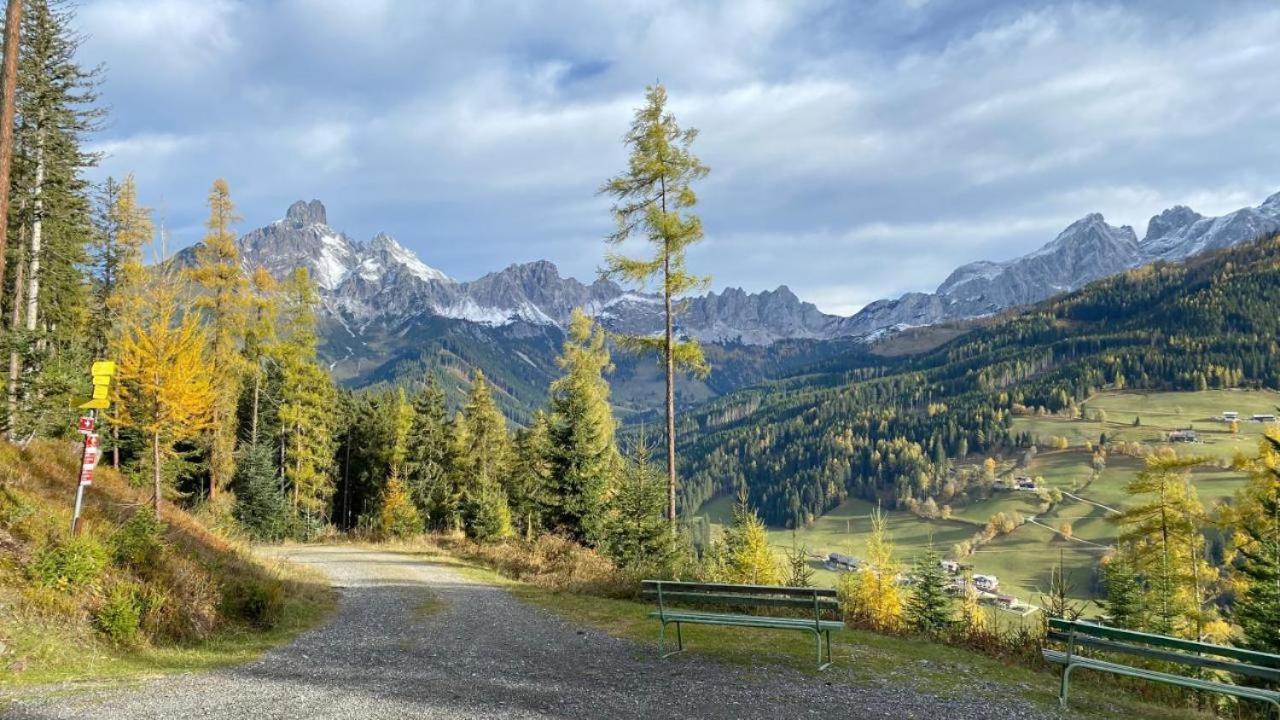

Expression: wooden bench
xmin=641 ymin=580 xmax=843 ymax=669
xmin=1044 ymin=618 xmax=1280 ymax=717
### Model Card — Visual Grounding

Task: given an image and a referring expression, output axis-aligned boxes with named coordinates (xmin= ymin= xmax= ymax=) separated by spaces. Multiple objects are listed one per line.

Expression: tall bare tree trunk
xmin=24 ymin=127 xmax=42 ymax=336
xmin=250 ymin=368 xmax=260 ymax=445
xmin=0 ymin=0 xmax=21 ymax=305
xmin=660 ymin=174 xmax=677 ymax=527
xmin=5 ymin=231 xmax=21 ymax=440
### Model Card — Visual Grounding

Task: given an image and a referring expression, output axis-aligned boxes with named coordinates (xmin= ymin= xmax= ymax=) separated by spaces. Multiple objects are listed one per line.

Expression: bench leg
xmin=659 ymin=621 xmax=685 ymax=659
xmin=1058 ymin=663 xmax=1074 ymax=709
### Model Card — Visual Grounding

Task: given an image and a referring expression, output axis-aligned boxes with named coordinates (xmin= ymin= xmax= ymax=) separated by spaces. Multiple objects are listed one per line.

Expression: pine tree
xmin=114 ymin=272 xmax=215 ymax=511
xmin=906 ymin=544 xmax=953 ymax=634
xmin=547 ymin=309 xmax=619 ymax=542
xmin=783 ymin=532 xmax=815 ymax=588
xmin=232 ymin=441 xmax=292 ymax=541
xmin=273 ymin=268 xmax=336 ymax=525
xmin=403 ymin=371 xmax=457 ymax=531
xmin=599 ymin=438 xmax=680 ymax=574
xmin=184 ymin=179 xmax=248 ymax=500
xmin=467 ymin=481 xmax=513 ymax=541
xmin=601 ymin=84 xmax=711 ymax=525
xmin=724 ymin=495 xmax=780 ymax=585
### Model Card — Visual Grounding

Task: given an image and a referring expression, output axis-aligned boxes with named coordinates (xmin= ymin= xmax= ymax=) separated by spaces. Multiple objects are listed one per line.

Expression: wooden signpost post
xmin=71 ymin=361 xmax=115 ymax=535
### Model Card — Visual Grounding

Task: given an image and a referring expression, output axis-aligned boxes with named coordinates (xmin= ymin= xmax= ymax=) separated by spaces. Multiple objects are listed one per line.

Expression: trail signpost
xmin=71 ymin=361 xmax=115 ymax=534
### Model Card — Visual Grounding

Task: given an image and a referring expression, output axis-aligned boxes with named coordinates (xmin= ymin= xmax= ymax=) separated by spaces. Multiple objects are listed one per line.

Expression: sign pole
xmin=70 ymin=360 xmax=114 ymax=536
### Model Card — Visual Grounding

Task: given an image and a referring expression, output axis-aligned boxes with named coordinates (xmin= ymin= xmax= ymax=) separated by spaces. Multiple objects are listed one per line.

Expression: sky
xmin=76 ymin=0 xmax=1280 ymax=315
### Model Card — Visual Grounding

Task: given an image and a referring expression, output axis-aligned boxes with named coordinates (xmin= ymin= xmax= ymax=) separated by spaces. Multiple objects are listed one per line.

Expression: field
xmin=691 ymin=389 xmax=1276 ymax=612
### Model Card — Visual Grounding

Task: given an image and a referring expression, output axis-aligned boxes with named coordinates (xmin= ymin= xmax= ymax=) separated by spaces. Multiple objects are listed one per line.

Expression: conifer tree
xmin=404 ymin=371 xmax=457 ymax=530
xmin=906 ymin=544 xmax=953 ymax=634
xmin=547 ymin=309 xmax=619 ymax=542
xmin=184 ymin=179 xmax=248 ymax=500
xmin=1101 ymin=552 xmax=1146 ymax=629
xmin=510 ymin=411 xmax=553 ymax=538
xmin=724 ymin=494 xmax=780 ymax=585
xmin=600 ymin=438 xmax=680 ymax=574
xmin=232 ymin=441 xmax=291 ymax=541
xmin=1114 ymin=449 xmax=1214 ymax=637
xmin=114 ymin=273 xmax=215 ymax=511
xmin=241 ymin=266 xmax=278 ymax=447
xmin=959 ymin=569 xmax=987 ymax=633
xmin=3 ymin=0 xmax=101 ymax=439
xmin=839 ymin=506 xmax=904 ymax=630
xmin=1231 ymin=433 xmax=1280 ymax=652
xmin=601 ymin=84 xmax=710 ymax=525
xmin=783 ymin=532 xmax=814 ymax=588
xmin=373 ymin=472 xmax=422 ymax=540
xmin=455 ymin=371 xmax=512 ymax=539
xmin=273 ymin=268 xmax=336 ymax=524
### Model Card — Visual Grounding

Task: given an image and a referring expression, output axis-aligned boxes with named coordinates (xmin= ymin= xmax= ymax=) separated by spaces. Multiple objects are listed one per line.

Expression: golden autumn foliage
xmin=113 ymin=275 xmax=215 ymax=509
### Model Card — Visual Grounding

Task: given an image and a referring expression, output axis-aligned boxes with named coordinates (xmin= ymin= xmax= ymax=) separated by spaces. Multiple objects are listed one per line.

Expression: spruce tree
xmin=1102 ymin=551 xmax=1146 ymax=629
xmin=906 ymin=544 xmax=953 ymax=634
xmin=724 ymin=495 xmax=780 ymax=585
xmin=601 ymin=84 xmax=711 ymax=525
xmin=372 ymin=472 xmax=422 ymax=540
xmin=404 ymin=371 xmax=457 ymax=530
xmin=547 ymin=309 xmax=619 ymax=542
xmin=600 ymin=439 xmax=679 ymax=574
xmin=184 ymin=179 xmax=249 ymax=500
xmin=455 ymin=371 xmax=513 ymax=539
xmin=783 ymin=533 xmax=814 ymax=588
xmin=510 ymin=411 xmax=553 ymax=538
xmin=232 ymin=442 xmax=292 ymax=541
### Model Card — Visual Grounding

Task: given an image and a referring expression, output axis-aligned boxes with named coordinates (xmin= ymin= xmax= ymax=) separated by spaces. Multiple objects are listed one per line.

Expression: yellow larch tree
xmin=183 ymin=178 xmax=248 ymax=500
xmin=114 ymin=272 xmax=215 ymax=511
xmin=102 ymin=174 xmax=152 ymax=469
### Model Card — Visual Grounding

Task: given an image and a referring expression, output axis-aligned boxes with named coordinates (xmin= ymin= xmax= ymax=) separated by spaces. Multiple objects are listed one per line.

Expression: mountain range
xmin=177 ymin=189 xmax=1280 ymax=418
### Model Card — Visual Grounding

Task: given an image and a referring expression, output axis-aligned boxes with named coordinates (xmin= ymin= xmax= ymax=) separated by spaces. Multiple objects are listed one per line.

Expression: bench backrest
xmin=1048 ymin=618 xmax=1280 ymax=683
xmin=641 ymin=580 xmax=840 ymax=614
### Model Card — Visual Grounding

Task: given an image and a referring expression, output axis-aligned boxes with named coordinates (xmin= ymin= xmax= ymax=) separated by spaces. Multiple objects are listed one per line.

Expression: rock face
xmin=843 ymin=191 xmax=1280 ymax=332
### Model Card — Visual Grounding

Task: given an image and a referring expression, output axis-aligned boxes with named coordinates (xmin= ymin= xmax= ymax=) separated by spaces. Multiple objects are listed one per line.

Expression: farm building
xmin=1222 ymin=411 xmax=1239 ymax=421
xmin=1168 ymin=429 xmax=1198 ymax=442
xmin=1252 ymin=414 xmax=1277 ymax=423
xmin=1014 ymin=476 xmax=1037 ymax=490
xmin=974 ymin=574 xmax=999 ymax=592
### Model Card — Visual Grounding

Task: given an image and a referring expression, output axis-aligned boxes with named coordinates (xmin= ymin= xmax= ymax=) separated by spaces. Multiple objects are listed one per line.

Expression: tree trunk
xmin=24 ymin=128 xmax=43 ymax=337
xmin=5 ymin=233 xmax=22 ymax=440
xmin=152 ymin=429 xmax=161 ymax=513
xmin=660 ymin=174 xmax=677 ymax=527
xmin=250 ymin=367 xmax=260 ymax=445
xmin=0 ymin=0 xmax=21 ymax=305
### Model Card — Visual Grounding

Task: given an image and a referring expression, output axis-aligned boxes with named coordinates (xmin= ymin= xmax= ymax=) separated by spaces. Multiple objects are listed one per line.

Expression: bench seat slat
xmin=641 ymin=580 xmax=836 ymax=598
xmin=642 ymin=590 xmax=840 ymax=610
xmin=649 ymin=610 xmax=844 ymax=632
xmin=1046 ymin=631 xmax=1280 ymax=683
xmin=1048 ymin=619 xmax=1280 ymax=668
xmin=1043 ymin=650 xmax=1280 ymax=703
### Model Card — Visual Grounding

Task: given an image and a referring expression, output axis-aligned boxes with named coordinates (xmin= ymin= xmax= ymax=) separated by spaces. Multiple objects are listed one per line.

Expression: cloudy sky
xmin=77 ymin=0 xmax=1280 ymax=315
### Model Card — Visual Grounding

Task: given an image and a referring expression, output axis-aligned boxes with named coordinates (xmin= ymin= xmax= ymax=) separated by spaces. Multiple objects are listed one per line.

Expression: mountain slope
xmin=677 ymin=233 xmax=1280 ymax=526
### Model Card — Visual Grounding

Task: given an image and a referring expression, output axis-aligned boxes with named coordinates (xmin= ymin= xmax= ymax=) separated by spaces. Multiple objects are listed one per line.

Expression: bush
xmin=112 ymin=508 xmax=165 ymax=570
xmin=28 ymin=535 xmax=109 ymax=589
xmin=220 ymin=576 xmax=285 ymax=629
xmin=95 ymin=581 xmax=143 ymax=644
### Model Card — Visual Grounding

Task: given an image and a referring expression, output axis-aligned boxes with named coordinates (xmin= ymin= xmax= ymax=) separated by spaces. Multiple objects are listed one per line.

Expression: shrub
xmin=96 ymin=581 xmax=143 ymax=644
xmin=28 ymin=535 xmax=109 ymax=590
xmin=112 ymin=508 xmax=165 ymax=570
xmin=220 ymin=576 xmax=285 ymax=629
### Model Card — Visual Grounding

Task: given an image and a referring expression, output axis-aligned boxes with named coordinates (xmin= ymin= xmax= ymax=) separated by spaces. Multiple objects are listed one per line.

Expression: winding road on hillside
xmin=8 ymin=546 xmax=1058 ymax=720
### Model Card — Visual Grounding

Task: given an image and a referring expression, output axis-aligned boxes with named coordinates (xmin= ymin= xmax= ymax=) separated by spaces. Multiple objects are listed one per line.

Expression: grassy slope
xmin=414 ymin=544 xmax=1210 ymax=720
xmin=692 ymin=389 xmax=1270 ymax=607
xmin=0 ymin=440 xmax=335 ymax=698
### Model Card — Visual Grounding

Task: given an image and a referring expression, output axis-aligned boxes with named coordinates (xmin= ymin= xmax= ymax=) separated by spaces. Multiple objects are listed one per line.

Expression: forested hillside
xmin=679 ymin=234 xmax=1280 ymax=527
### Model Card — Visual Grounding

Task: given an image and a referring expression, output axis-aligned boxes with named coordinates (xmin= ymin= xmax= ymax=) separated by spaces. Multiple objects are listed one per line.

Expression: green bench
xmin=641 ymin=580 xmax=843 ymax=669
xmin=1044 ymin=618 xmax=1280 ymax=717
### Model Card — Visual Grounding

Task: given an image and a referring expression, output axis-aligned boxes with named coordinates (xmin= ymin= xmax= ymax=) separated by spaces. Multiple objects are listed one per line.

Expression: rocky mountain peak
xmin=1143 ymin=205 xmax=1202 ymax=244
xmin=285 ymin=199 xmax=327 ymax=227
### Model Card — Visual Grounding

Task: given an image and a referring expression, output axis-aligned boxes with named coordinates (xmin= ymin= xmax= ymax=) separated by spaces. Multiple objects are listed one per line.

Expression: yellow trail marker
xmin=91 ymin=360 xmax=116 ymax=377
xmin=79 ymin=398 xmax=109 ymax=410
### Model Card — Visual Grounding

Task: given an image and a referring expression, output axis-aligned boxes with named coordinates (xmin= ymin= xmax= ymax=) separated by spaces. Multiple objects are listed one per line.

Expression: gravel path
xmin=7 ymin=545 xmax=1059 ymax=719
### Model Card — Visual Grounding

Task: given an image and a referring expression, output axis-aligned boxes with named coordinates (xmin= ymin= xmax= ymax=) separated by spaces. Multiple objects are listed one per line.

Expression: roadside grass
xmin=506 ymin=580 xmax=1210 ymax=720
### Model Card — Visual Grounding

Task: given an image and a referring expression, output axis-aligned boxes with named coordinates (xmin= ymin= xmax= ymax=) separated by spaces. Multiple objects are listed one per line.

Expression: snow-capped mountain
xmin=229 ymin=200 xmax=856 ymax=349
xmin=843 ymin=190 xmax=1280 ymax=333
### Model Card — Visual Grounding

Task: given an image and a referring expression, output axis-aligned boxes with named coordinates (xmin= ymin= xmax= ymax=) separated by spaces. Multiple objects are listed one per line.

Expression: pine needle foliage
xmin=906 ymin=544 xmax=953 ymax=634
